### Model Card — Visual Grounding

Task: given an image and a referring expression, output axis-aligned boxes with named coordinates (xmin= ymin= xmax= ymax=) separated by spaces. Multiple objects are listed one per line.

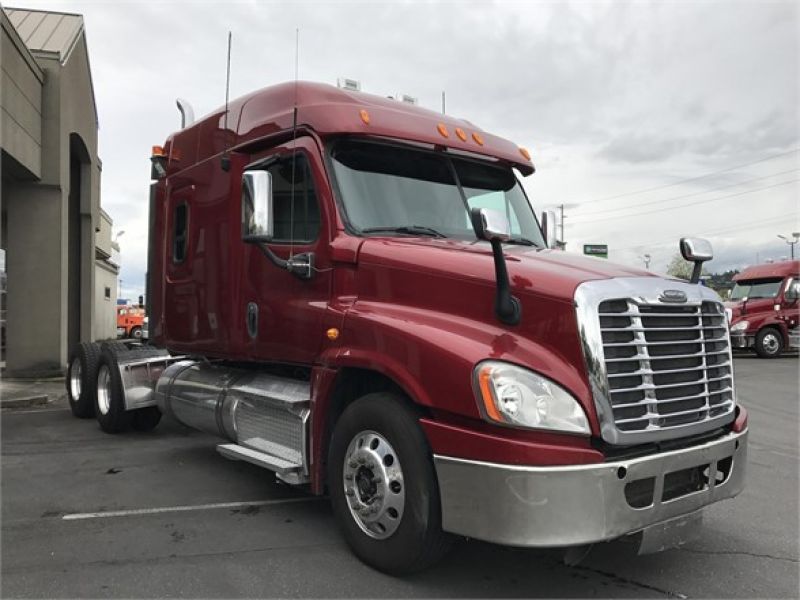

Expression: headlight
xmin=473 ymin=361 xmax=590 ymax=434
xmin=730 ymin=320 xmax=749 ymax=332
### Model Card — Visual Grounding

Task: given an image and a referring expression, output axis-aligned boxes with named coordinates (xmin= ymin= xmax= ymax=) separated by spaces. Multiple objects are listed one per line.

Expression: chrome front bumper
xmin=730 ymin=332 xmax=754 ymax=348
xmin=434 ymin=429 xmax=747 ymax=547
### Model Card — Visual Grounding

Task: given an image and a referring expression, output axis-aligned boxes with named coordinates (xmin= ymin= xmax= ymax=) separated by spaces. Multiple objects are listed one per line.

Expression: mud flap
xmin=637 ymin=509 xmax=703 ymax=555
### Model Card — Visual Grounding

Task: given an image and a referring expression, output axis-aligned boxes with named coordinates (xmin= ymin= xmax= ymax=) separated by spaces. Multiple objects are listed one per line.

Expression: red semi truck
xmin=66 ymin=81 xmax=747 ymax=574
xmin=727 ymin=260 xmax=800 ymax=357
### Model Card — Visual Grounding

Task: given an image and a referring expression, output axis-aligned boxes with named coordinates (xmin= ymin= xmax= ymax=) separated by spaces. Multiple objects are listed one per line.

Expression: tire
xmin=755 ymin=327 xmax=783 ymax=358
xmin=95 ymin=345 xmax=133 ymax=433
xmin=130 ymin=326 xmax=142 ymax=340
xmin=132 ymin=406 xmax=162 ymax=431
xmin=328 ymin=392 xmax=452 ymax=575
xmin=65 ymin=342 xmax=101 ymax=418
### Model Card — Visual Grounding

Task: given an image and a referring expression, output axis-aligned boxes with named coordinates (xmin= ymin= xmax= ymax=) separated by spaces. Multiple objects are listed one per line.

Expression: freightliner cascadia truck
xmin=65 ymin=81 xmax=747 ymax=574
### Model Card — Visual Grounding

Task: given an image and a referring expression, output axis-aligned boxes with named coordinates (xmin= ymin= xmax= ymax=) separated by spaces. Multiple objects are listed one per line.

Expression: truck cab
xmin=66 ymin=81 xmax=747 ymax=574
xmin=727 ymin=260 xmax=800 ymax=357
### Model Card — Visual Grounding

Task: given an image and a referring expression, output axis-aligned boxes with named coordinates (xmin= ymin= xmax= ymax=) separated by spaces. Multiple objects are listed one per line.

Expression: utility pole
xmin=559 ymin=204 xmax=565 ymax=246
xmin=642 ymin=254 xmax=651 ymax=270
xmin=441 ymin=91 xmax=446 ymax=115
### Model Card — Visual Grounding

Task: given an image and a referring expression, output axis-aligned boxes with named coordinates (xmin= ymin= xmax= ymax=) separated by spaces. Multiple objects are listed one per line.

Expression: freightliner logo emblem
xmin=660 ymin=289 xmax=688 ymax=303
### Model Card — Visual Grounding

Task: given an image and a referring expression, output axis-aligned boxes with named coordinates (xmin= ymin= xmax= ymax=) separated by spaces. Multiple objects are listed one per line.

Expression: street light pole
xmin=777 ymin=232 xmax=800 ymax=260
xmin=641 ymin=254 xmax=651 ymax=269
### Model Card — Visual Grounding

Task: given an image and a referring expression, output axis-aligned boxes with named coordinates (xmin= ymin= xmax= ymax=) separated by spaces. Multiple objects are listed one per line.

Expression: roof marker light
xmin=455 ymin=127 xmax=467 ymax=142
xmin=152 ymin=145 xmax=166 ymax=157
xmin=437 ymin=123 xmax=449 ymax=138
xmin=472 ymin=132 xmax=484 ymax=146
xmin=519 ymin=147 xmax=531 ymax=161
xmin=359 ymin=109 xmax=370 ymax=125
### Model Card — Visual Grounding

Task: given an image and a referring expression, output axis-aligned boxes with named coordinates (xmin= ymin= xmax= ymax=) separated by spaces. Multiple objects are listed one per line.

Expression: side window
xmin=173 ymin=202 xmax=188 ymax=262
xmin=267 ymin=154 xmax=320 ymax=243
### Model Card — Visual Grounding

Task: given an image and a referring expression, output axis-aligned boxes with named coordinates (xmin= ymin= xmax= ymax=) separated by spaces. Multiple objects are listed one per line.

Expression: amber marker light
xmin=519 ymin=147 xmax=532 ymax=161
xmin=472 ymin=132 xmax=484 ymax=146
xmin=477 ymin=365 xmax=502 ymax=422
xmin=152 ymin=145 xmax=166 ymax=157
xmin=437 ymin=123 xmax=449 ymax=138
xmin=455 ymin=127 xmax=467 ymax=142
xmin=359 ymin=109 xmax=370 ymax=125
xmin=326 ymin=328 xmax=340 ymax=341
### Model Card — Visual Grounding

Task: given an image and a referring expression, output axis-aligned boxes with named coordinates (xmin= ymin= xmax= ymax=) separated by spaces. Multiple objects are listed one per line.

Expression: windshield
xmin=329 ymin=140 xmax=545 ymax=245
xmin=730 ymin=278 xmax=783 ymax=301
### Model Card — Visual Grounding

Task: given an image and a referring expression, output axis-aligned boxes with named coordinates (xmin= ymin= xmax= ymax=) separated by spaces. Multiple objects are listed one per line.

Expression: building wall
xmin=1 ymin=14 xmax=102 ymax=376
xmin=94 ymin=261 xmax=117 ymax=341
xmin=0 ymin=14 xmax=43 ymax=179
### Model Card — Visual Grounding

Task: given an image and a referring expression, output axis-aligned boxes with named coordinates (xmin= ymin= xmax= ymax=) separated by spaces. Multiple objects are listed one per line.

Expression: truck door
xmin=238 ymin=139 xmax=333 ymax=365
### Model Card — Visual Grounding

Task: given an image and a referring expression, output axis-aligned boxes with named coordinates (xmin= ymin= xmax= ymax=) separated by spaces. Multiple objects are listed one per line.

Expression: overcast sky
xmin=14 ymin=0 xmax=800 ymax=299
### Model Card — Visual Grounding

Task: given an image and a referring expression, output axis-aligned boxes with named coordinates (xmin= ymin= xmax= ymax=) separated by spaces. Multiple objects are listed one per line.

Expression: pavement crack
xmin=679 ymin=547 xmax=798 ymax=563
xmin=570 ymin=564 xmax=688 ymax=598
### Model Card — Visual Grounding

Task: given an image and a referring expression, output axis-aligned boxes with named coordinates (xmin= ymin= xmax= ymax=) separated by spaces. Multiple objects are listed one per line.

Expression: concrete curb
xmin=1 ymin=394 xmax=52 ymax=408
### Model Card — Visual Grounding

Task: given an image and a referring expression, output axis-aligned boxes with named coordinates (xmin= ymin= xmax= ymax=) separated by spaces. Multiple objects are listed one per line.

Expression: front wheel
xmin=328 ymin=392 xmax=452 ymax=574
xmin=755 ymin=327 xmax=783 ymax=358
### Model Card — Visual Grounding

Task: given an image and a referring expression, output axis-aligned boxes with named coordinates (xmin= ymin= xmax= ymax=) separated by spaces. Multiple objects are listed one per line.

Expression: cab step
xmin=217 ymin=443 xmax=308 ymax=485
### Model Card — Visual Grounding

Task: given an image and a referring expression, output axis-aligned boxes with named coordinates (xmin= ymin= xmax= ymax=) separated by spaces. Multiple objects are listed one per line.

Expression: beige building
xmin=1 ymin=7 xmax=117 ymax=376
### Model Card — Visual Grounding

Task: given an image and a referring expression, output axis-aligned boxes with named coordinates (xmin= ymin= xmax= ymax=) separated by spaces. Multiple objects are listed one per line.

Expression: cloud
xmin=13 ymin=0 xmax=800 ymax=297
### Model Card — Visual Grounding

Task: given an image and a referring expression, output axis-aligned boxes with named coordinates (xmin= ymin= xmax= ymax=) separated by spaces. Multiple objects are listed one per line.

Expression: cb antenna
xmin=221 ymin=31 xmax=232 ymax=171
xmin=289 ymin=27 xmax=300 ymax=259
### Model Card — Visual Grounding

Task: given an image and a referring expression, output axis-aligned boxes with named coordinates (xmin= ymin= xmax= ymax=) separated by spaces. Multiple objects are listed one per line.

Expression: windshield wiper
xmin=505 ymin=236 xmax=538 ymax=247
xmin=362 ymin=225 xmax=447 ymax=238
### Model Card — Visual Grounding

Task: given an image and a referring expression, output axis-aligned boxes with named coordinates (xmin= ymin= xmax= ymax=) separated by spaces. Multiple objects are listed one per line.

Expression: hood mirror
xmin=679 ymin=237 xmax=713 ymax=284
xmin=470 ymin=208 xmax=521 ymax=326
xmin=541 ymin=210 xmax=557 ymax=249
xmin=472 ymin=207 xmax=511 ymax=242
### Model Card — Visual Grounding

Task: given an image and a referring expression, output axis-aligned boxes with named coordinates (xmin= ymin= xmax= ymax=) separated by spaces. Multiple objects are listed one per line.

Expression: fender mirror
xmin=471 ymin=207 xmax=511 ymax=242
xmin=242 ymin=170 xmax=273 ymax=242
xmin=679 ymin=237 xmax=713 ymax=284
xmin=470 ymin=208 xmax=520 ymax=326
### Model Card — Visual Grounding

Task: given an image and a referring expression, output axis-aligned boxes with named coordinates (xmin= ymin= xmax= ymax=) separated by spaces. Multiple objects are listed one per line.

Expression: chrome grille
xmin=575 ymin=278 xmax=737 ymax=445
xmin=599 ymin=300 xmax=733 ymax=432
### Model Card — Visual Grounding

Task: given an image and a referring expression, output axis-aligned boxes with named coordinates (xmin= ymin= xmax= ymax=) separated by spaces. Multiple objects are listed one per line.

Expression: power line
xmin=567 ymin=148 xmax=799 ymax=206
xmin=613 ymin=213 xmax=799 ymax=252
xmin=568 ymin=178 xmax=799 ymax=225
xmin=572 ymin=168 xmax=799 ymax=218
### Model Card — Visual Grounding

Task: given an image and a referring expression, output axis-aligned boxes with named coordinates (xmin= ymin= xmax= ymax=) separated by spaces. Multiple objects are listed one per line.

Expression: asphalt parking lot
xmin=2 ymin=356 xmax=798 ymax=598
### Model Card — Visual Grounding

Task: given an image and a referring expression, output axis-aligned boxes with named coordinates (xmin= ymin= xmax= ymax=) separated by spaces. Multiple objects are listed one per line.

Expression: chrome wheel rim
xmin=764 ymin=333 xmax=780 ymax=354
xmin=96 ymin=365 xmax=112 ymax=415
xmin=69 ymin=358 xmax=82 ymax=400
xmin=343 ymin=430 xmax=405 ymax=540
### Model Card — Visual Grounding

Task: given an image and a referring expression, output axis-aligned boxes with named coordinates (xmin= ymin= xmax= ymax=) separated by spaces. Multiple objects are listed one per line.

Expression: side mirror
xmin=471 ymin=208 xmax=511 ymax=242
xmin=541 ymin=210 xmax=557 ymax=249
xmin=242 ymin=170 xmax=273 ymax=241
xmin=679 ymin=237 xmax=713 ymax=284
xmin=786 ymin=280 xmax=800 ymax=301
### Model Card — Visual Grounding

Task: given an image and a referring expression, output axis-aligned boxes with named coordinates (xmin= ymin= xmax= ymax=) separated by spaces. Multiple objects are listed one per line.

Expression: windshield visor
xmin=329 ymin=140 xmax=544 ymax=245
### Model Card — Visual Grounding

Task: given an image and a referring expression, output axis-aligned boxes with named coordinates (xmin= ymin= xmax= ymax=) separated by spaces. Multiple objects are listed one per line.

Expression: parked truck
xmin=727 ymin=260 xmax=800 ymax=357
xmin=116 ymin=304 xmax=145 ymax=339
xmin=65 ymin=81 xmax=747 ymax=574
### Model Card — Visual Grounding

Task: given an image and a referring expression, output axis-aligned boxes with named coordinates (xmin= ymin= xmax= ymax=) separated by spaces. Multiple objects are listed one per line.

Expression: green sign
xmin=583 ymin=244 xmax=608 ymax=258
